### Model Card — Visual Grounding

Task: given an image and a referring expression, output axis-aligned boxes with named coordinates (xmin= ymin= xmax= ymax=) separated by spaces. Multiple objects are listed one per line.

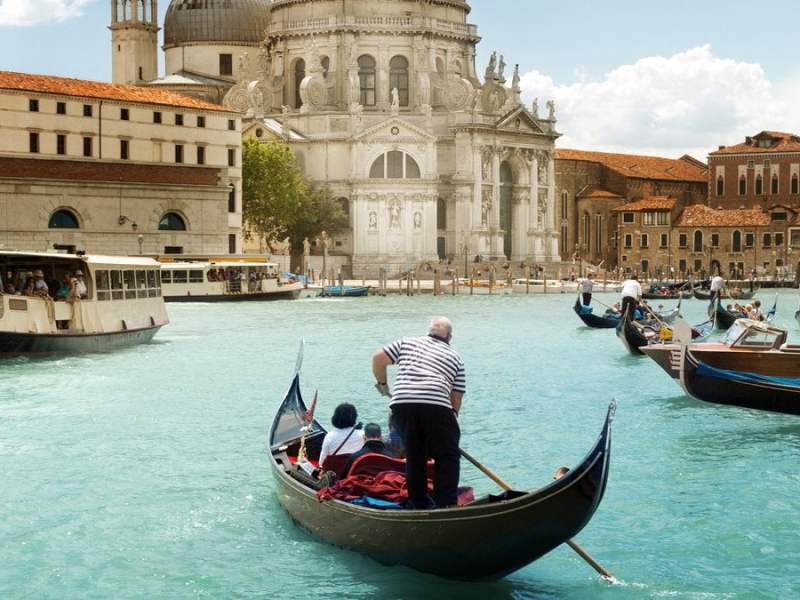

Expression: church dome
xmin=164 ymin=0 xmax=271 ymax=48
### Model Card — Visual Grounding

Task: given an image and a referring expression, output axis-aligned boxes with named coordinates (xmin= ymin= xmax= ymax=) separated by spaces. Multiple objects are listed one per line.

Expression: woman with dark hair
xmin=318 ymin=403 xmax=364 ymax=466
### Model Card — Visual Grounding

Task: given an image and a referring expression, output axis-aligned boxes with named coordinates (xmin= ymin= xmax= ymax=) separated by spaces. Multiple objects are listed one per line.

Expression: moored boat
xmin=695 ymin=287 xmax=759 ymax=301
xmin=268 ymin=350 xmax=615 ymax=581
xmin=322 ymin=285 xmax=370 ymax=297
xmin=160 ymin=260 xmax=303 ymax=302
xmin=0 ymin=251 xmax=167 ymax=356
xmin=511 ymin=278 xmax=566 ymax=294
xmin=445 ymin=279 xmax=512 ymax=295
xmin=679 ymin=342 xmax=800 ymax=415
xmin=642 ymin=318 xmax=795 ymax=382
xmin=572 ymin=299 xmax=621 ymax=329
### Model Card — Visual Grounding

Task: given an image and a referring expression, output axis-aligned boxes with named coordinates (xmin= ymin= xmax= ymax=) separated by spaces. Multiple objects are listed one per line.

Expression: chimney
xmin=718 ymin=145 xmax=725 ymax=150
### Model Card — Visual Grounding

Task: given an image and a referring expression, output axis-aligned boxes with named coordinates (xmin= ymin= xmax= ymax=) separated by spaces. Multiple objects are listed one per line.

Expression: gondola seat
xmin=320 ymin=453 xmax=353 ymax=478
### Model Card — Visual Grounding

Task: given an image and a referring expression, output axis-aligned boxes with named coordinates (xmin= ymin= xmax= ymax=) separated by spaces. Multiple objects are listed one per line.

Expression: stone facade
xmin=117 ymin=0 xmax=562 ymax=276
xmin=0 ymin=71 xmax=242 ymax=256
xmin=555 ymin=149 xmax=708 ymax=270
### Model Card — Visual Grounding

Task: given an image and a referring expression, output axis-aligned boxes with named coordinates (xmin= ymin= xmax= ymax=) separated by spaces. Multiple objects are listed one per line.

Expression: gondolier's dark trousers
xmin=582 ymin=293 xmax=592 ymax=306
xmin=391 ymin=403 xmax=460 ymax=508
xmin=621 ymin=296 xmax=638 ymax=317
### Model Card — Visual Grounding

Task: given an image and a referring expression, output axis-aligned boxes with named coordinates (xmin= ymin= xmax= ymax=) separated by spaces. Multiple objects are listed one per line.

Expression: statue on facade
xmin=257 ymin=45 xmax=272 ymax=78
xmin=497 ymin=55 xmax=507 ymax=82
xmin=413 ymin=212 xmax=422 ymax=229
xmin=546 ymin=99 xmax=556 ymax=121
xmin=302 ymin=237 xmax=311 ymax=271
xmin=238 ymin=52 xmax=250 ymax=82
xmin=481 ymin=195 xmax=492 ymax=227
xmin=368 ymin=211 xmax=378 ymax=230
xmin=531 ymin=97 xmax=539 ymax=118
xmin=485 ymin=51 xmax=497 ymax=80
xmin=417 ymin=71 xmax=431 ymax=107
xmin=389 ymin=201 xmax=401 ymax=229
xmin=391 ymin=87 xmax=400 ymax=115
xmin=512 ymin=64 xmax=521 ymax=91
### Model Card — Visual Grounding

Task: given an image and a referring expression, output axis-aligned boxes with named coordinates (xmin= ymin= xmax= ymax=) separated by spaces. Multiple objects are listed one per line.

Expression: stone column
xmin=112 ymin=0 xmax=118 ymax=22
xmin=492 ymin=149 xmax=501 ymax=257
xmin=530 ymin=155 xmax=539 ymax=231
xmin=547 ymin=153 xmax=556 ymax=231
xmin=472 ymin=145 xmax=482 ymax=228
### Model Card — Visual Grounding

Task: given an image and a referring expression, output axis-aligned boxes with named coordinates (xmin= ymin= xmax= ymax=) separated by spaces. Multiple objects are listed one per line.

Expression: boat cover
xmin=696 ymin=360 xmax=800 ymax=388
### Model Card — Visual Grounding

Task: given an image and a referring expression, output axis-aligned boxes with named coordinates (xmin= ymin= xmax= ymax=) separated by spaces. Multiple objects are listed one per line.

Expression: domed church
xmin=111 ymin=0 xmax=561 ymax=276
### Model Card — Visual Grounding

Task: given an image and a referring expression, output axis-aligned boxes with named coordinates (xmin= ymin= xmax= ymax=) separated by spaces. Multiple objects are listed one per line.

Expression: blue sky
xmin=1 ymin=0 xmax=798 ymax=157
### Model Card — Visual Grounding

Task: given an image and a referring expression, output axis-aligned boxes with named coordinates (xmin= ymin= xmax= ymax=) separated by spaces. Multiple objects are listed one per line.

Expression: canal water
xmin=1 ymin=292 xmax=799 ymax=599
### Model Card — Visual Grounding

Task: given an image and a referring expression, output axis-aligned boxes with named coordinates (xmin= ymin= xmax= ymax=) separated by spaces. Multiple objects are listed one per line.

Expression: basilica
xmin=111 ymin=0 xmax=560 ymax=276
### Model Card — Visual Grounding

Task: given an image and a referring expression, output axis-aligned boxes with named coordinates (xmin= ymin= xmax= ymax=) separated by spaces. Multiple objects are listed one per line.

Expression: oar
xmin=459 ymin=448 xmax=615 ymax=581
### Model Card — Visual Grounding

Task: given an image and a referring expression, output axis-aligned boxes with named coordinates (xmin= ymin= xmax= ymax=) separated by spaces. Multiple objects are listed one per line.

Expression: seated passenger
xmin=21 ymin=279 xmax=35 ymax=296
xmin=4 ymin=282 xmax=16 ymax=295
xmin=342 ymin=423 xmax=394 ymax=476
xmin=751 ymin=300 xmax=763 ymax=320
xmin=318 ymin=403 xmax=364 ymax=467
xmin=384 ymin=412 xmax=406 ymax=459
xmin=33 ymin=269 xmax=49 ymax=296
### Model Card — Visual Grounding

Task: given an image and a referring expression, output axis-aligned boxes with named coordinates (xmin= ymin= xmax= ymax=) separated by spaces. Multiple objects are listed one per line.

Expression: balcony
xmin=268 ymin=15 xmax=479 ymax=39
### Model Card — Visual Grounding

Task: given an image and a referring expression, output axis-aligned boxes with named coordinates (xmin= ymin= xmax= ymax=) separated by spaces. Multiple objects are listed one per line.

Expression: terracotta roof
xmin=676 ymin=205 xmax=770 ymax=227
xmin=577 ymin=185 xmax=622 ymax=199
xmin=710 ymin=131 xmax=800 ymax=155
xmin=556 ymin=148 xmax=708 ymax=182
xmin=0 ymin=70 xmax=235 ymax=113
xmin=613 ymin=196 xmax=676 ymax=212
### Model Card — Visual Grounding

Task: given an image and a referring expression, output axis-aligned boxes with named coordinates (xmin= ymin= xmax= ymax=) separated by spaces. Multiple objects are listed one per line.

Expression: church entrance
xmin=499 ymin=161 xmax=513 ymax=259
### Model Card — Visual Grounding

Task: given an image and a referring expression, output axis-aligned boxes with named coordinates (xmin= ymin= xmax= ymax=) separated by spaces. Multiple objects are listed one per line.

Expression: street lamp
xmin=137 ymin=234 xmax=144 ymax=255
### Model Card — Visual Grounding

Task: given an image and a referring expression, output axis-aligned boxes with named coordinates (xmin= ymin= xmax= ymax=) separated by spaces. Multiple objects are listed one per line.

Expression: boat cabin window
xmin=161 ymin=270 xmax=172 ymax=284
xmin=189 ymin=270 xmax=203 ymax=283
xmin=0 ymin=257 xmax=91 ymax=300
xmin=172 ymin=270 xmax=188 ymax=284
xmin=97 ymin=268 xmax=160 ymax=301
xmin=738 ymin=328 xmax=781 ymax=348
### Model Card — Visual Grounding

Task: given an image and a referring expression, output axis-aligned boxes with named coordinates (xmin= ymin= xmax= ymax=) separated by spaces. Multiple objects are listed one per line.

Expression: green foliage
xmin=242 ymin=138 xmax=305 ymax=243
xmin=242 ymin=139 xmax=349 ymax=250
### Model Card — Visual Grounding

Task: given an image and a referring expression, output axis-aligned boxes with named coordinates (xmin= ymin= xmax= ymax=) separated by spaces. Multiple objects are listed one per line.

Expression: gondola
xmin=572 ymin=298 xmax=621 ymax=329
xmin=615 ymin=308 xmax=668 ymax=355
xmin=642 ymin=287 xmax=694 ymax=300
xmin=694 ymin=287 xmax=759 ymax=301
xmin=710 ymin=296 xmax=777 ymax=330
xmin=679 ymin=344 xmax=800 ymax=415
xmin=268 ymin=349 xmax=615 ymax=581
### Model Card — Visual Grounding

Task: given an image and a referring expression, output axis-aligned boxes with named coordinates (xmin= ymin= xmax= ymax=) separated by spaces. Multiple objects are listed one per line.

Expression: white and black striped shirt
xmin=383 ymin=335 xmax=466 ymax=409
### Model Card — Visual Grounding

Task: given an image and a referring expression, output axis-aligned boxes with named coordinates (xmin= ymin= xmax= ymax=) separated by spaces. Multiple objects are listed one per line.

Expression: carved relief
xmin=222 ymin=82 xmax=249 ymax=113
xmin=481 ymin=81 xmax=507 ymax=113
xmin=445 ymin=77 xmax=473 ymax=111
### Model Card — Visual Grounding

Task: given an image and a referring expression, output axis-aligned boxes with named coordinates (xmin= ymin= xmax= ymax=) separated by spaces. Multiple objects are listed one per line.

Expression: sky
xmin=1 ymin=0 xmax=799 ymax=159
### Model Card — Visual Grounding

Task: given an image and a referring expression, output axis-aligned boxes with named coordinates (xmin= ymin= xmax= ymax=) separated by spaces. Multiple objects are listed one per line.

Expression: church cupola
xmin=110 ymin=0 xmax=159 ymax=85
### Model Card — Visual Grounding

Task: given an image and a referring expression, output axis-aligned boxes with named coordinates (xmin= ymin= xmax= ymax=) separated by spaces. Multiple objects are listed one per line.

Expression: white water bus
xmin=0 ymin=251 xmax=168 ymax=355
xmin=159 ymin=260 xmax=304 ymax=302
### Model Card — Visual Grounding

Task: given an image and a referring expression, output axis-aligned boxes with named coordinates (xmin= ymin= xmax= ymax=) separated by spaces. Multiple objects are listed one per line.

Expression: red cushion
xmin=320 ymin=453 xmax=352 ymax=477
xmin=349 ymin=453 xmax=406 ymax=477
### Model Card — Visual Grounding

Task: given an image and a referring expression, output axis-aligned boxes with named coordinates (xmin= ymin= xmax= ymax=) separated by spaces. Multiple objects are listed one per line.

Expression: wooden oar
xmin=460 ymin=448 xmax=615 ymax=580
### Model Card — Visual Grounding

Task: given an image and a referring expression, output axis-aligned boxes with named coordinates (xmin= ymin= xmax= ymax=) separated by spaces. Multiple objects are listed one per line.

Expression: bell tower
xmin=110 ymin=0 xmax=159 ymax=84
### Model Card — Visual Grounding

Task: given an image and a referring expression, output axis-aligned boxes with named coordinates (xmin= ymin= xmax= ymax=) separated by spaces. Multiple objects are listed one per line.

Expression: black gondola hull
xmin=269 ymin=374 xmax=613 ymax=581
xmin=164 ymin=289 xmax=301 ymax=302
xmin=616 ymin=310 xmax=650 ymax=355
xmin=573 ymin=300 xmax=619 ymax=329
xmin=680 ymin=348 xmax=800 ymax=415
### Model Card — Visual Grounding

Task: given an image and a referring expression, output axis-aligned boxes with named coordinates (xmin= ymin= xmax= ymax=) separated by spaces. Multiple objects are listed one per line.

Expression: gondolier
xmin=621 ymin=275 xmax=642 ymax=317
xmin=579 ymin=273 xmax=594 ymax=306
xmin=372 ymin=317 xmax=466 ymax=509
xmin=710 ymin=274 xmax=725 ymax=303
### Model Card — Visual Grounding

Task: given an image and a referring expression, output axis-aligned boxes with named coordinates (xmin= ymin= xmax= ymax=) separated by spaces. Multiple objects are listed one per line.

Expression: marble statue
xmin=512 ymin=64 xmax=520 ymax=90
xmin=413 ymin=212 xmax=422 ymax=229
xmin=531 ymin=97 xmax=539 ymax=118
xmin=389 ymin=202 xmax=401 ymax=229
xmin=391 ymin=87 xmax=400 ymax=115
xmin=547 ymin=99 xmax=556 ymax=121
xmin=485 ymin=51 xmax=497 ymax=79
xmin=498 ymin=55 xmax=506 ymax=81
xmin=238 ymin=53 xmax=249 ymax=82
xmin=368 ymin=211 xmax=377 ymax=230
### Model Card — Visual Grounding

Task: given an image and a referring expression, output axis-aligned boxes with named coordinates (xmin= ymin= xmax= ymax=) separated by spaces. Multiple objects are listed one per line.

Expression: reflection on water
xmin=1 ymin=292 xmax=799 ymax=599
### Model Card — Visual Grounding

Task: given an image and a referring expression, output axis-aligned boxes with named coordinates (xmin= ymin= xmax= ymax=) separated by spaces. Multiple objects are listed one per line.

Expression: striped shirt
xmin=383 ymin=335 xmax=466 ymax=409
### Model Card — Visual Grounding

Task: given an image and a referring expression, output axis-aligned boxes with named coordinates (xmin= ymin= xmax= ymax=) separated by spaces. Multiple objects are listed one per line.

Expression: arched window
xmin=48 ymin=208 xmax=80 ymax=229
xmin=755 ymin=174 xmax=763 ymax=195
xmin=739 ymin=175 xmax=746 ymax=196
xmin=369 ymin=151 xmax=421 ymax=179
xmin=389 ymin=55 xmax=409 ymax=107
xmin=771 ymin=173 xmax=779 ymax=194
xmin=159 ymin=212 xmax=186 ymax=231
xmin=716 ymin=176 xmax=724 ymax=196
xmin=693 ymin=230 xmax=703 ymax=252
xmin=337 ymin=197 xmax=350 ymax=226
xmin=358 ymin=55 xmax=376 ymax=107
xmin=732 ymin=230 xmax=742 ymax=253
xmin=792 ymin=174 xmax=799 ymax=195
xmin=293 ymin=59 xmax=306 ymax=109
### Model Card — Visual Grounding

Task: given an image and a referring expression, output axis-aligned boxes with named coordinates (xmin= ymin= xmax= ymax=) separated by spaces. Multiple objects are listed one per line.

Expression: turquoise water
xmin=2 ymin=292 xmax=799 ymax=599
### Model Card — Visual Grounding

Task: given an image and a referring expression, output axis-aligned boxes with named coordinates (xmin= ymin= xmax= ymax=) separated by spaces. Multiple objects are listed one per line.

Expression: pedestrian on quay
xmin=372 ymin=317 xmax=466 ymax=509
xmin=621 ymin=274 xmax=642 ymax=317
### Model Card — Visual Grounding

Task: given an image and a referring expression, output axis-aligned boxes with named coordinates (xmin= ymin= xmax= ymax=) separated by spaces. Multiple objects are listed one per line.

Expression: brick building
xmin=710 ymin=131 xmax=800 ymax=209
xmin=556 ymin=149 xmax=708 ymax=269
xmin=616 ymin=202 xmax=797 ymax=278
xmin=0 ymin=70 xmax=242 ymax=256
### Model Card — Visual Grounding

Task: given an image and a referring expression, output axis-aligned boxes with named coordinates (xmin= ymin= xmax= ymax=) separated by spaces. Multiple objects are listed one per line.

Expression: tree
xmin=242 ymin=138 xmax=349 ymax=270
xmin=242 ymin=138 xmax=306 ymax=244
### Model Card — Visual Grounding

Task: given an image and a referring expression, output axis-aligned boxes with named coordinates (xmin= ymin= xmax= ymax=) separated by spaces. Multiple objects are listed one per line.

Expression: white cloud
xmin=520 ymin=45 xmax=800 ymax=160
xmin=0 ymin=0 xmax=94 ymax=26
